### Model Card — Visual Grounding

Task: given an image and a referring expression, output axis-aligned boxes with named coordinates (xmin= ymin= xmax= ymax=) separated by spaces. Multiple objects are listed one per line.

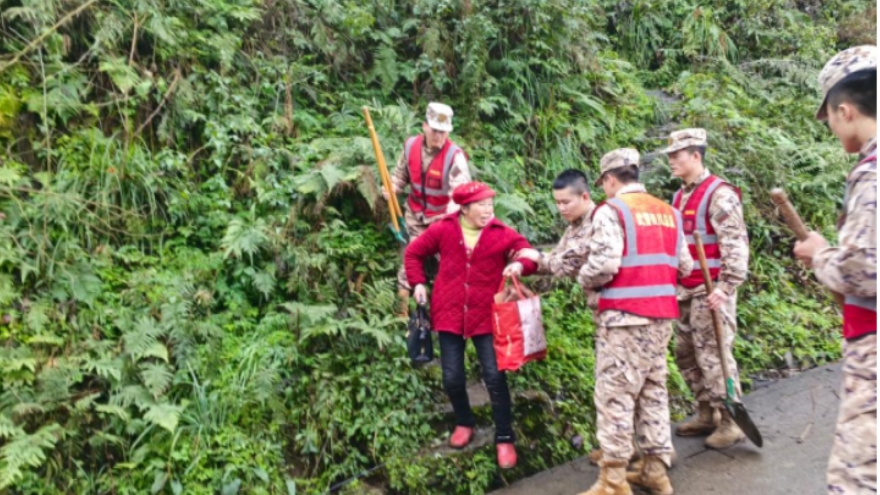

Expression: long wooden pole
xmin=693 ymin=232 xmax=734 ymax=398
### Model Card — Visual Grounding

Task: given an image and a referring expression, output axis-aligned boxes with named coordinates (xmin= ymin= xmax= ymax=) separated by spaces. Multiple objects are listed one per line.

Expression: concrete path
xmin=492 ymin=363 xmax=842 ymax=495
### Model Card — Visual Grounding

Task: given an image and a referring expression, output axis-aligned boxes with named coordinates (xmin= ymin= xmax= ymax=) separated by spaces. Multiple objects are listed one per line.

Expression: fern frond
xmin=123 ymin=316 xmax=166 ymax=362
xmin=0 ymin=423 xmax=63 ymax=490
xmin=140 ymin=363 xmax=173 ymax=399
xmin=144 ymin=402 xmax=182 ymax=433
xmin=0 ymin=415 xmax=24 ymax=440
xmin=222 ymin=215 xmax=269 ymax=262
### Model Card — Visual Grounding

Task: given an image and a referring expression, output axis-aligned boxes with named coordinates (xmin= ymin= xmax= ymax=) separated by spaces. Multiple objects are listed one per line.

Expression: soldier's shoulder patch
xmin=712 ymin=210 xmax=732 ymax=224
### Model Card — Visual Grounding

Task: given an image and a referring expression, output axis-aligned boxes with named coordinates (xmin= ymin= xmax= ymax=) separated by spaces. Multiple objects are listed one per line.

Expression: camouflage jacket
xmin=538 ymin=202 xmax=601 ymax=311
xmin=813 ymin=137 xmax=877 ymax=299
xmin=538 ymin=201 xmax=597 ymax=279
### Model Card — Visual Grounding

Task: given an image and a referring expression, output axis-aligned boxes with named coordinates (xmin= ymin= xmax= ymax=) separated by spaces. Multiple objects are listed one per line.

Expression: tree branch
xmin=133 ymin=69 xmax=181 ymax=138
xmin=0 ymin=0 xmax=101 ymax=74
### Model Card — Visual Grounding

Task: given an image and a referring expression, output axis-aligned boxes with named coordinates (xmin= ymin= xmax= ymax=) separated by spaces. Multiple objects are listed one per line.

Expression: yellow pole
xmin=362 ymin=106 xmax=404 ymax=230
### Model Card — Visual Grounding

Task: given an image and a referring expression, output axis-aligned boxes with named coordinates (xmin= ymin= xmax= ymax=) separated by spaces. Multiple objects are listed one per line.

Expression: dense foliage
xmin=0 ymin=0 xmax=874 ymax=493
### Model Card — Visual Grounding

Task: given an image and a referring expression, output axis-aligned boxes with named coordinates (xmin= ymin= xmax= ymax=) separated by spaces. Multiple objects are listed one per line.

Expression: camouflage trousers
xmin=674 ymin=292 xmax=742 ymax=407
xmin=396 ymin=210 xmax=433 ymax=290
xmin=595 ymin=321 xmax=674 ymax=467
xmin=827 ymin=333 xmax=877 ymax=495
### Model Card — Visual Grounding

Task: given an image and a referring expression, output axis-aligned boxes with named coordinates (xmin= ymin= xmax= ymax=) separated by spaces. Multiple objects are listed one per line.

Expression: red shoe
xmin=496 ymin=443 xmax=517 ymax=469
xmin=449 ymin=426 xmax=474 ymax=449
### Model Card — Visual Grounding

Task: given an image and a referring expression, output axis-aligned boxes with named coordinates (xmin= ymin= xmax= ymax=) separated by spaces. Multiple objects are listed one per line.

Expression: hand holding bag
xmin=406 ymin=303 xmax=433 ymax=365
xmin=491 ymin=276 xmax=547 ymax=371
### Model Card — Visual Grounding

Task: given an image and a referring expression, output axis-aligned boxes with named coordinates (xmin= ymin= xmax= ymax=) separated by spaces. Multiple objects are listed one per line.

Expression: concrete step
xmin=433 ymin=380 xmax=551 ymax=415
xmin=421 ymin=426 xmax=496 ymax=457
xmin=436 ymin=381 xmax=491 ymax=413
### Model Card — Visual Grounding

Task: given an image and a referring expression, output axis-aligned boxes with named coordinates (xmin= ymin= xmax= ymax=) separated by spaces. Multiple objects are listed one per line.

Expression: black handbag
xmin=407 ymin=303 xmax=433 ymax=364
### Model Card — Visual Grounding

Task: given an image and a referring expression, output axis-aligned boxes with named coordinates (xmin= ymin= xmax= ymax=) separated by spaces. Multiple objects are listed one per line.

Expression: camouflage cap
xmin=815 ymin=45 xmax=878 ymax=120
xmin=426 ymin=102 xmax=454 ymax=132
xmin=661 ymin=128 xmax=707 ymax=154
xmin=595 ymin=148 xmax=640 ymax=185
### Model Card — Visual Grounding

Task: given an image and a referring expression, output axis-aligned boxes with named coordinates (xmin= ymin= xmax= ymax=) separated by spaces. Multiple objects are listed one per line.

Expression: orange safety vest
xmin=404 ymin=135 xmax=464 ymax=218
xmin=597 ymin=192 xmax=683 ymax=319
xmin=672 ymin=175 xmax=741 ymax=288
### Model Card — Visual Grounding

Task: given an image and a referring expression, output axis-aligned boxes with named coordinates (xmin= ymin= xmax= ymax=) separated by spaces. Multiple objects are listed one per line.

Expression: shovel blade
xmin=725 ymin=400 xmax=763 ymax=448
xmin=388 ymin=220 xmax=409 ymax=245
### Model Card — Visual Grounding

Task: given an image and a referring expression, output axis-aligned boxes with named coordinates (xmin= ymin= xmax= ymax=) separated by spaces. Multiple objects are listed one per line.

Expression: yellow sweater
xmin=460 ymin=217 xmax=482 ymax=251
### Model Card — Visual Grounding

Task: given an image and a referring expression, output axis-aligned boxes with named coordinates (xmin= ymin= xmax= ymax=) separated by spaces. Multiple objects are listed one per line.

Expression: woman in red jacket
xmin=405 ymin=181 xmax=538 ymax=469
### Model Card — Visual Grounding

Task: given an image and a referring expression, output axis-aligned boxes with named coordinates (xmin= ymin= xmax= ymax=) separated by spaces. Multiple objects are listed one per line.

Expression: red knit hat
xmin=452 ymin=181 xmax=496 ymax=206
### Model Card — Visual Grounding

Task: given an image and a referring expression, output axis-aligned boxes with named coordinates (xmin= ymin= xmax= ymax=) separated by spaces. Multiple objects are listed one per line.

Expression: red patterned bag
xmin=491 ymin=276 xmax=547 ymax=371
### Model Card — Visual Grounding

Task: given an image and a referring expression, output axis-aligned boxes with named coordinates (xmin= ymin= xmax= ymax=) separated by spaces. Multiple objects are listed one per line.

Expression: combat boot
xmin=627 ymin=448 xmax=677 ymax=473
xmin=397 ymin=289 xmax=410 ymax=318
xmin=706 ymin=408 xmax=745 ymax=449
xmin=577 ymin=459 xmax=632 ymax=495
xmin=626 ymin=455 xmax=673 ymax=495
xmin=674 ymin=401 xmax=717 ymax=437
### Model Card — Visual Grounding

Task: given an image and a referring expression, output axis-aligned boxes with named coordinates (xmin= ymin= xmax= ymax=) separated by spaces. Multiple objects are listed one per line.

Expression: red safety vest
xmin=404 ymin=135 xmax=464 ymax=217
xmin=672 ymin=175 xmax=741 ymax=288
xmin=597 ymin=192 xmax=683 ymax=319
xmin=842 ymin=149 xmax=877 ymax=340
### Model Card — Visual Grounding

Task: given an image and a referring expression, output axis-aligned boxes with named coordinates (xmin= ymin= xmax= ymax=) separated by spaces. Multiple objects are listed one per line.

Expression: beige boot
xmin=675 ymin=401 xmax=717 ymax=437
xmin=577 ymin=459 xmax=632 ymax=495
xmin=705 ymin=408 xmax=745 ymax=449
xmin=628 ymin=448 xmax=677 ymax=473
xmin=397 ymin=289 xmax=410 ymax=318
xmin=626 ymin=455 xmax=673 ymax=495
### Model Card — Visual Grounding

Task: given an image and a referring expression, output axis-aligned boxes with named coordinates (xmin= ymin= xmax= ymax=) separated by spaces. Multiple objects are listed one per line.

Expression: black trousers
xmin=438 ymin=332 xmax=515 ymax=443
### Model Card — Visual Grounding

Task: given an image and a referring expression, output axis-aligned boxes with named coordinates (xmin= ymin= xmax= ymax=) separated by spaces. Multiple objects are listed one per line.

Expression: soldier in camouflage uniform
xmin=386 ymin=103 xmax=472 ymax=315
xmin=663 ymin=128 xmax=750 ymax=449
xmin=576 ymin=149 xmax=693 ymax=495
xmin=532 ymin=169 xmax=596 ymax=281
xmin=794 ymin=45 xmax=876 ymax=495
xmin=526 ymin=170 xmax=675 ymax=470
xmin=526 ymin=170 xmax=608 ymax=466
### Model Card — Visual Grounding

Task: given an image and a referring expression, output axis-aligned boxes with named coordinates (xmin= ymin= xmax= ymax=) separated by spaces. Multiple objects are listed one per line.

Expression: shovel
xmin=363 ymin=106 xmax=408 ymax=245
xmin=693 ymin=231 xmax=763 ymax=448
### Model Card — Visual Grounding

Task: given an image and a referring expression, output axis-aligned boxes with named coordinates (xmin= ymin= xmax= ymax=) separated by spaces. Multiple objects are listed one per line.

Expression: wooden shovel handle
xmin=769 ymin=188 xmax=809 ymax=240
xmin=769 ymin=188 xmax=845 ymax=307
xmin=363 ymin=106 xmax=404 ymax=223
xmin=693 ymin=232 xmax=733 ymax=388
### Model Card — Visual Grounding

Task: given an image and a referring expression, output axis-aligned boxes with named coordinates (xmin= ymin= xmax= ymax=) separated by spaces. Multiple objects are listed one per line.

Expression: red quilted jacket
xmin=404 ymin=214 xmax=538 ymax=338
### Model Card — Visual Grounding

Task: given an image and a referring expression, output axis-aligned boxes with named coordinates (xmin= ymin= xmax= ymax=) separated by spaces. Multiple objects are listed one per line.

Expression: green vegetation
xmin=0 ymin=0 xmax=873 ymax=493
